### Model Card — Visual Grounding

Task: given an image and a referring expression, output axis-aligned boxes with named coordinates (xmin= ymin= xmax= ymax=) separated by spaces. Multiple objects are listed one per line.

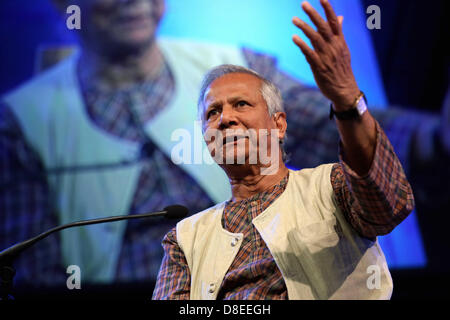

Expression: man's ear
xmin=272 ymin=112 xmax=287 ymax=141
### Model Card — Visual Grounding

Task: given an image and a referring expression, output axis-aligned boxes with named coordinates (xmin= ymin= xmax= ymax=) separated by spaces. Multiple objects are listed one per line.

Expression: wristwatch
xmin=329 ymin=91 xmax=368 ymax=120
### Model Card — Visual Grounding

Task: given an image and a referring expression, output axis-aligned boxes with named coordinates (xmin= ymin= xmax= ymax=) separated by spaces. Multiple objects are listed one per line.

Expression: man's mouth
xmin=222 ymin=135 xmax=248 ymax=145
xmin=116 ymin=12 xmax=152 ymax=28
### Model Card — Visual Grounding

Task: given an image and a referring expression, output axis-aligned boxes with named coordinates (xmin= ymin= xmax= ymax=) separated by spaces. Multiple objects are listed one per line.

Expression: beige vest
xmin=176 ymin=165 xmax=393 ymax=300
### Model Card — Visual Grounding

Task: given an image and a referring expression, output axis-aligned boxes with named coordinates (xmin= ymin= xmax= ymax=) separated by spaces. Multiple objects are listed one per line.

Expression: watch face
xmin=356 ymin=97 xmax=368 ymax=116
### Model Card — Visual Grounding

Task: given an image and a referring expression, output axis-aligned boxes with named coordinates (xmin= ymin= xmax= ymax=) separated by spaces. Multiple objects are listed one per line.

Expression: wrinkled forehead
xmin=201 ymin=72 xmax=264 ymax=109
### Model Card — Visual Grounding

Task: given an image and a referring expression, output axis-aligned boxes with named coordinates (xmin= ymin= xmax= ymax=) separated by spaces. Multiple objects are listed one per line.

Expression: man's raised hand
xmin=292 ymin=0 xmax=360 ymax=111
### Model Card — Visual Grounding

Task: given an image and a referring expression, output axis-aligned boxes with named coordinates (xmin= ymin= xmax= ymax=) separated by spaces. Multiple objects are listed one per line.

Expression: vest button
xmin=231 ymin=237 xmax=239 ymax=247
xmin=208 ymin=283 xmax=216 ymax=293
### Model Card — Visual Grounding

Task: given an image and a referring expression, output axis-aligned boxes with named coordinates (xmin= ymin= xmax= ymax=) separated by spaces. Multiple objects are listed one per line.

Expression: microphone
xmin=163 ymin=204 xmax=189 ymax=219
xmin=0 ymin=205 xmax=188 ymax=263
xmin=0 ymin=205 xmax=188 ymax=300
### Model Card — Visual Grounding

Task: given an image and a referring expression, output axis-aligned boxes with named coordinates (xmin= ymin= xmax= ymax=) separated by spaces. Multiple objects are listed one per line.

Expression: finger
xmin=301 ymin=1 xmax=332 ymax=41
xmin=320 ymin=0 xmax=342 ymax=35
xmin=292 ymin=35 xmax=323 ymax=69
xmin=338 ymin=16 xmax=344 ymax=26
xmin=292 ymin=16 xmax=327 ymax=52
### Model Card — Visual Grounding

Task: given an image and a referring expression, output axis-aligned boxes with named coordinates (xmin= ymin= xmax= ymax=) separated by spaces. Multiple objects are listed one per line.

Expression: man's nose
xmin=218 ymin=106 xmax=239 ymax=129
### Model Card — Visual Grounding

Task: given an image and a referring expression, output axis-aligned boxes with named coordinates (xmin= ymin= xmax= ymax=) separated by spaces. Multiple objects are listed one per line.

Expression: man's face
xmin=70 ymin=0 xmax=165 ymax=55
xmin=202 ymin=73 xmax=286 ymax=167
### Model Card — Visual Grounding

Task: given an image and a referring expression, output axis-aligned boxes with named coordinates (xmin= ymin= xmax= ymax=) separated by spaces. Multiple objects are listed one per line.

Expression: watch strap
xmin=329 ymin=91 xmax=368 ymax=120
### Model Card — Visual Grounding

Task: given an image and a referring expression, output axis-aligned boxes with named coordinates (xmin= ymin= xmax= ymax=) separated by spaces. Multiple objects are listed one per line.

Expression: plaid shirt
xmin=0 ymin=46 xmax=441 ymax=286
xmin=152 ymin=124 xmax=414 ymax=300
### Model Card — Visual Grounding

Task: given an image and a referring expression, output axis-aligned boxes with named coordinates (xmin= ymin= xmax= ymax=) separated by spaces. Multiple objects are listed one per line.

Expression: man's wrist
xmin=332 ymin=90 xmax=364 ymax=111
xmin=330 ymin=91 xmax=368 ymax=121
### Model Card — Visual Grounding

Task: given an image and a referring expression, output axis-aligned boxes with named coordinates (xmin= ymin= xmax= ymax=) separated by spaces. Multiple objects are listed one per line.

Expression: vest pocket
xmin=282 ymin=218 xmax=341 ymax=279
xmin=296 ymin=217 xmax=340 ymax=248
xmin=282 ymin=219 xmax=350 ymax=299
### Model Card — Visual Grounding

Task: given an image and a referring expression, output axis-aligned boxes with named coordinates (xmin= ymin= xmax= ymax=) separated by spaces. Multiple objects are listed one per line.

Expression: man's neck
xmin=77 ymin=41 xmax=165 ymax=91
xmin=225 ymin=162 xmax=289 ymax=202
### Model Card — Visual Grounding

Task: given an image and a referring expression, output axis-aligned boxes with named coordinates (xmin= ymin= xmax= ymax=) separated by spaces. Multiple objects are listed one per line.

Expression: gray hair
xmin=197 ymin=64 xmax=289 ymax=161
xmin=197 ymin=64 xmax=284 ymax=119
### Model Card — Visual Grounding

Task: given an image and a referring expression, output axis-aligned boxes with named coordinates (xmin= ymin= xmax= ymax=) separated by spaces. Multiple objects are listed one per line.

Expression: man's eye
xmin=206 ymin=109 xmax=218 ymax=119
xmin=237 ymin=101 xmax=249 ymax=107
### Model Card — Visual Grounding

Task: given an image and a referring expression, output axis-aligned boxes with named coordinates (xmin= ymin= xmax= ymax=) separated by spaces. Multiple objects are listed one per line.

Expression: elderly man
xmin=0 ymin=0 xmax=446 ymax=287
xmin=152 ymin=1 xmax=414 ymax=300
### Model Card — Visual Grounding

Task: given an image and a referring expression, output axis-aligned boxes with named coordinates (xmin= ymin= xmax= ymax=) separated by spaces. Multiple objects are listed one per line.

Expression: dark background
xmin=362 ymin=0 xmax=449 ymax=111
xmin=0 ymin=0 xmax=449 ymax=300
xmin=361 ymin=0 xmax=450 ymax=300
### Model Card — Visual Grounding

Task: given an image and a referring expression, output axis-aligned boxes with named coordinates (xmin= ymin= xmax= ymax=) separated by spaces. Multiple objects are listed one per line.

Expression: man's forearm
xmin=335 ymin=110 xmax=377 ymax=176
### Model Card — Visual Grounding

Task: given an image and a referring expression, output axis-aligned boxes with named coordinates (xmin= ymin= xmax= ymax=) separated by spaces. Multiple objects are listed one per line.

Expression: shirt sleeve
xmin=0 ymin=101 xmax=66 ymax=285
xmin=330 ymin=121 xmax=415 ymax=239
xmin=152 ymin=226 xmax=191 ymax=300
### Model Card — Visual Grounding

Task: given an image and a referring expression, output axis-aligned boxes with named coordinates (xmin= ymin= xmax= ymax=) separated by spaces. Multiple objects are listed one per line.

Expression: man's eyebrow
xmin=206 ymin=101 xmax=222 ymax=111
xmin=227 ymin=96 xmax=250 ymax=104
xmin=205 ymin=95 xmax=251 ymax=110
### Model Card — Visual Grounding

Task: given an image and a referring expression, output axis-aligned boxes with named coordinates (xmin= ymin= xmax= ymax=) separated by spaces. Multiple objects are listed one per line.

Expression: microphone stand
xmin=0 ymin=207 xmax=187 ymax=300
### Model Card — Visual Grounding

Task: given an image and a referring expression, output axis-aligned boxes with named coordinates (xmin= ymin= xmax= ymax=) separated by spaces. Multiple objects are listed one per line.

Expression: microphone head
xmin=164 ymin=205 xmax=189 ymax=219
